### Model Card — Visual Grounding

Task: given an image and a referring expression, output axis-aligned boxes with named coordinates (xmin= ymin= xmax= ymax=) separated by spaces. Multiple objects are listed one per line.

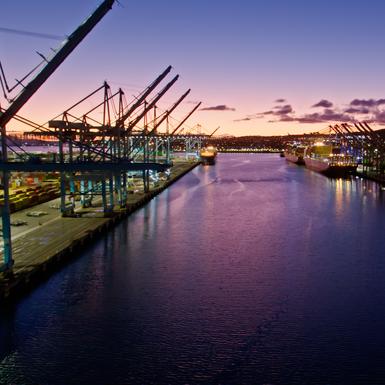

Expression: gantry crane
xmin=0 ymin=0 xmax=115 ymax=271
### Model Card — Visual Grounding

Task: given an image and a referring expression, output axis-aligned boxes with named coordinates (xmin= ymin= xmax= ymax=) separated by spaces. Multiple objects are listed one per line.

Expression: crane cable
xmin=0 ymin=27 xmax=64 ymax=41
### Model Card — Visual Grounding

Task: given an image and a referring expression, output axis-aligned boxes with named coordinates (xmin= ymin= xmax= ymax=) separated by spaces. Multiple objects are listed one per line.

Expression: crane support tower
xmin=0 ymin=0 xmax=115 ymax=271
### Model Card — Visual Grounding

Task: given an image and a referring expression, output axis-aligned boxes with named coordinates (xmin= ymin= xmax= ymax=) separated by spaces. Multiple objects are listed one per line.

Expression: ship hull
xmin=284 ymin=152 xmax=305 ymax=165
xmin=200 ymin=155 xmax=216 ymax=165
xmin=200 ymin=146 xmax=217 ymax=165
xmin=304 ymin=157 xmax=357 ymax=176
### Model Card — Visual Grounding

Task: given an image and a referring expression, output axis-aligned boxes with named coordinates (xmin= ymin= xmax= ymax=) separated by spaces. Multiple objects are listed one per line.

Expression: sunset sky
xmin=2 ymin=0 xmax=385 ymax=136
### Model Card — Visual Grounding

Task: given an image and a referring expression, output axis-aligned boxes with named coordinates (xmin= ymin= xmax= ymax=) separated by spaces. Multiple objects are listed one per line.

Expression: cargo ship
xmin=284 ymin=145 xmax=305 ymax=165
xmin=304 ymin=143 xmax=358 ymax=176
xmin=200 ymin=146 xmax=217 ymax=165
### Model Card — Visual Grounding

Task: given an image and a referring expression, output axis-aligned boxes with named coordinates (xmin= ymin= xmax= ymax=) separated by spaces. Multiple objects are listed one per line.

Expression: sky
xmin=2 ymin=0 xmax=385 ymax=136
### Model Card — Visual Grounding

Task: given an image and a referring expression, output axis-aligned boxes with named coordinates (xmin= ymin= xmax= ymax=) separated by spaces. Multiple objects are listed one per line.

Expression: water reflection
xmin=1 ymin=154 xmax=385 ymax=384
xmin=0 ymin=307 xmax=16 ymax=362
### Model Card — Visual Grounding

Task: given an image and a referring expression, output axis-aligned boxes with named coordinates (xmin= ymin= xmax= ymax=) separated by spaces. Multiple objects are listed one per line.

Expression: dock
xmin=0 ymin=160 xmax=198 ymax=302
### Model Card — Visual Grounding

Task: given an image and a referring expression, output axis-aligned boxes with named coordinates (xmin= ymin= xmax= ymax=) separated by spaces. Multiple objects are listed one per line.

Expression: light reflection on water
xmin=1 ymin=153 xmax=385 ymax=385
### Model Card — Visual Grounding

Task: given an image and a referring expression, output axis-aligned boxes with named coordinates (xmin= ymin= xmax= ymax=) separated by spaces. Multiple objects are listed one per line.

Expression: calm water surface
xmin=1 ymin=153 xmax=385 ymax=385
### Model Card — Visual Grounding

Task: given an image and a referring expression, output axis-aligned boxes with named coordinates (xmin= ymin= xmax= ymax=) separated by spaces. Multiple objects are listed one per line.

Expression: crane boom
xmin=332 ymin=124 xmax=356 ymax=147
xmin=209 ymin=126 xmax=220 ymax=137
xmin=126 ymin=75 xmax=179 ymax=133
xmin=146 ymin=89 xmax=191 ymax=136
xmin=115 ymin=65 xmax=172 ymax=127
xmin=0 ymin=0 xmax=115 ymax=128
xmin=170 ymin=102 xmax=201 ymax=136
xmin=354 ymin=123 xmax=375 ymax=142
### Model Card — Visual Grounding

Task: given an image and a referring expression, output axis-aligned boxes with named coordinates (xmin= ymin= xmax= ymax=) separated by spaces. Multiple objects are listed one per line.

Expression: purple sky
xmin=2 ymin=0 xmax=385 ymax=136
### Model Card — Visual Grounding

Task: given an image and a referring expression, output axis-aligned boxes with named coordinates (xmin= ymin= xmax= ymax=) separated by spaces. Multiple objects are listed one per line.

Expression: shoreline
xmin=218 ymin=150 xmax=281 ymax=153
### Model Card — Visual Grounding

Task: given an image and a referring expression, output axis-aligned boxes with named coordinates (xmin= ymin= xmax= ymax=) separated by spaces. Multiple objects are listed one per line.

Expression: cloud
xmin=312 ymin=99 xmax=333 ymax=108
xmin=258 ymin=103 xmax=352 ymax=124
xmin=344 ymin=107 xmax=370 ymax=114
xmin=233 ymin=111 xmax=271 ymax=122
xmin=275 ymin=98 xmax=286 ymax=103
xmin=274 ymin=104 xmax=293 ymax=115
xmin=200 ymin=105 xmax=235 ymax=111
xmin=237 ymin=97 xmax=385 ymax=125
xmin=294 ymin=109 xmax=352 ymax=124
xmin=237 ymin=104 xmax=295 ymax=124
xmin=321 ymin=109 xmax=352 ymax=122
xmin=372 ymin=110 xmax=385 ymax=123
xmin=350 ymin=98 xmax=385 ymax=107
xmin=233 ymin=117 xmax=252 ymax=122
xmin=295 ymin=116 xmax=322 ymax=124
xmin=259 ymin=110 xmax=274 ymax=115
xmin=241 ymin=104 xmax=295 ymax=123
xmin=276 ymin=115 xmax=295 ymax=122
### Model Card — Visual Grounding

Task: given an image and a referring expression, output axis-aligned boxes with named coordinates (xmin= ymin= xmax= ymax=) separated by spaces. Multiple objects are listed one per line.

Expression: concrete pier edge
xmin=0 ymin=161 xmax=199 ymax=303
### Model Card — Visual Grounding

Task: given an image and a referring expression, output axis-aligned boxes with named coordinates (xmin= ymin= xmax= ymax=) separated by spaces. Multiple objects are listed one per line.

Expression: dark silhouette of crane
xmin=0 ymin=0 xmax=115 ymax=271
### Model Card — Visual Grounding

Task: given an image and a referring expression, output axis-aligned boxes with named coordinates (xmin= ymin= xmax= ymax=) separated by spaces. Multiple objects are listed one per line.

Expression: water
xmin=1 ymin=153 xmax=385 ymax=385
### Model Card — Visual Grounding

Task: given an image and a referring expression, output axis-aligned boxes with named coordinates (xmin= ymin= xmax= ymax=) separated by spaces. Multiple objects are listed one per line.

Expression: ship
xmin=200 ymin=146 xmax=217 ymax=165
xmin=303 ymin=143 xmax=358 ymax=176
xmin=283 ymin=145 xmax=305 ymax=165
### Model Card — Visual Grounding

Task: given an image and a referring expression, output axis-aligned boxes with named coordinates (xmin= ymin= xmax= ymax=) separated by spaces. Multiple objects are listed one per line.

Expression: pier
xmin=0 ymin=0 xmax=215 ymax=281
xmin=3 ymin=0 xmax=385 ymax=383
xmin=0 ymin=159 xmax=198 ymax=301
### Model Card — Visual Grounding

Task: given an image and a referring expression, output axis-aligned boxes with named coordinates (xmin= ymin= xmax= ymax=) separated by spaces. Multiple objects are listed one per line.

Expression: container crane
xmin=0 ymin=0 xmax=115 ymax=271
xmin=146 ymin=89 xmax=191 ymax=136
xmin=128 ymin=89 xmax=191 ymax=160
xmin=170 ymin=102 xmax=202 ymax=136
xmin=209 ymin=126 xmax=220 ymax=138
xmin=125 ymin=75 xmax=179 ymax=135
xmin=115 ymin=66 xmax=172 ymax=128
xmin=0 ymin=0 xmax=115 ymax=128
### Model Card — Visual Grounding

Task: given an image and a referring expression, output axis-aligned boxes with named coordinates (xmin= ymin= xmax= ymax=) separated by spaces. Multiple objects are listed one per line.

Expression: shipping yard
xmin=0 ymin=159 xmax=198 ymax=301
xmin=3 ymin=1 xmax=385 ymax=384
xmin=0 ymin=0 xmax=212 ymax=295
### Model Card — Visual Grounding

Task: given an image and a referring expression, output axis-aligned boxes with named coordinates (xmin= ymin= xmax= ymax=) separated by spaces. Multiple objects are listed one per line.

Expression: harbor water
xmin=1 ymin=153 xmax=385 ymax=385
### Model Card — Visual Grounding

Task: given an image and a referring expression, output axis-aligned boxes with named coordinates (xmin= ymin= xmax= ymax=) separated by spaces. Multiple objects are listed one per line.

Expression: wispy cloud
xmin=275 ymin=98 xmax=286 ymax=103
xmin=344 ymin=107 xmax=370 ymax=114
xmin=312 ymin=99 xmax=333 ymax=108
xmin=372 ymin=110 xmax=385 ymax=123
xmin=293 ymin=109 xmax=352 ymax=124
xmin=234 ymin=103 xmax=294 ymax=123
xmin=234 ymin=96 xmax=385 ymax=125
xmin=233 ymin=117 xmax=252 ymax=122
xmin=350 ymin=98 xmax=385 ymax=107
xmin=274 ymin=104 xmax=293 ymax=115
xmin=200 ymin=104 xmax=235 ymax=111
